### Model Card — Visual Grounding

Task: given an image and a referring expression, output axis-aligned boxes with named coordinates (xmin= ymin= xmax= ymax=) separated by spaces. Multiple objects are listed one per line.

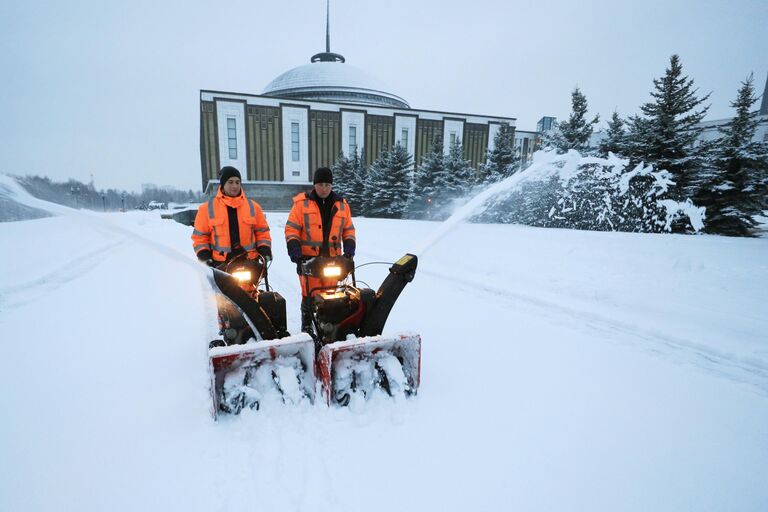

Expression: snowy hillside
xmin=1 ymin=174 xmax=767 ymax=511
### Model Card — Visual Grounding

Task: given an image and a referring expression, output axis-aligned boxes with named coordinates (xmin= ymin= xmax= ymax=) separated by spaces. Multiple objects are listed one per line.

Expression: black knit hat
xmin=219 ymin=166 xmax=241 ymax=188
xmin=313 ymin=167 xmax=333 ymax=184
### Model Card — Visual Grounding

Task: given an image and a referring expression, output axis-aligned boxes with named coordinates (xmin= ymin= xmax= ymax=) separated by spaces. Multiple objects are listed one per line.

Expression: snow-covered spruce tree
xmin=406 ymin=136 xmax=444 ymax=219
xmin=364 ymin=144 xmax=413 ymax=218
xmin=481 ymin=122 xmax=518 ymax=183
xmin=331 ymin=151 xmax=354 ymax=199
xmin=543 ymin=87 xmax=600 ymax=154
xmin=547 ymin=152 xmax=705 ymax=232
xmin=443 ymin=138 xmax=476 ymax=202
xmin=701 ymin=74 xmax=768 ymax=236
xmin=332 ymin=149 xmax=366 ymax=215
xmin=598 ymin=111 xmax=627 ymax=157
xmin=624 ymin=55 xmax=711 ymax=202
xmin=473 ymin=151 xmax=705 ymax=233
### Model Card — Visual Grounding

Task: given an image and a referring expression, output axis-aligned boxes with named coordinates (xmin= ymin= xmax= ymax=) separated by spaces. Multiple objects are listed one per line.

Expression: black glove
xmin=343 ymin=239 xmax=356 ymax=259
xmin=287 ymin=240 xmax=302 ymax=263
xmin=296 ymin=261 xmax=303 ymax=275
xmin=257 ymin=246 xmax=273 ymax=263
xmin=198 ymin=250 xmax=216 ymax=267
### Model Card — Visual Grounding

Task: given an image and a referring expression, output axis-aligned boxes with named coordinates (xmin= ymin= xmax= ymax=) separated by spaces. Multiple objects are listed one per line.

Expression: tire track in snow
xmin=414 ymin=260 xmax=768 ymax=394
xmin=0 ymin=240 xmax=125 ymax=311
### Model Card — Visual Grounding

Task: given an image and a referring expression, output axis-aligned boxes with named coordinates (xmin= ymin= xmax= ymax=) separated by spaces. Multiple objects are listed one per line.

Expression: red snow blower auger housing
xmin=207 ymin=253 xmax=421 ymax=417
xmin=299 ymin=254 xmax=421 ymax=406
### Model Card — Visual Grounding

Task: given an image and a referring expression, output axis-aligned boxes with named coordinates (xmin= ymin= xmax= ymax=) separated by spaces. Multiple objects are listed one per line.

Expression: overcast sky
xmin=1 ymin=0 xmax=766 ymax=191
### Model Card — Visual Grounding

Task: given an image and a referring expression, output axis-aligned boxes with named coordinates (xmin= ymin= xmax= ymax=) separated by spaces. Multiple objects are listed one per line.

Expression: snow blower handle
xmin=346 ymin=255 xmax=357 ymax=287
xmin=258 ymin=253 xmax=271 ymax=292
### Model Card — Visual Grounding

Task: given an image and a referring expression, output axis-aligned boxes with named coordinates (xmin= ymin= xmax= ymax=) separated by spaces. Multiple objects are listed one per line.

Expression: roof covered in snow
xmin=262 ymin=61 xmax=410 ymax=109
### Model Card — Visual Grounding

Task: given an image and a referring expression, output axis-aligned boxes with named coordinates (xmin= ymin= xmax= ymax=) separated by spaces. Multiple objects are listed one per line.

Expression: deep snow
xmin=1 ymin=174 xmax=767 ymax=511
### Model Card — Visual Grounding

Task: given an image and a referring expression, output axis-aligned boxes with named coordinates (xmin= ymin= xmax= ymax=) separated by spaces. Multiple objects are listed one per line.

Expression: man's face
xmin=314 ymin=182 xmax=332 ymax=199
xmin=223 ymin=177 xmax=241 ymax=197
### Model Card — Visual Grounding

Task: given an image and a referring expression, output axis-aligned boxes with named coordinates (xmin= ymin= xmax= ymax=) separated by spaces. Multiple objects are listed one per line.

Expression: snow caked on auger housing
xmin=207 ymin=253 xmax=421 ymax=417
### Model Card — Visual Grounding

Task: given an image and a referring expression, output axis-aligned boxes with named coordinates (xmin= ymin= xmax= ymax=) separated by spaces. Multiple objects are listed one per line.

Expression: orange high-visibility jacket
xmin=191 ymin=189 xmax=271 ymax=262
xmin=284 ymin=192 xmax=356 ymax=257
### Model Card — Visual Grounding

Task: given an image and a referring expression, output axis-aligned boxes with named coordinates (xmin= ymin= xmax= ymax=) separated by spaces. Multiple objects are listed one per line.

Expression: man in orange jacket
xmin=192 ymin=166 xmax=272 ymax=266
xmin=285 ymin=167 xmax=356 ymax=332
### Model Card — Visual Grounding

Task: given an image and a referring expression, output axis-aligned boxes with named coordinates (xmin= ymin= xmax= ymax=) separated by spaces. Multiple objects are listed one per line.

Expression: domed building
xmin=199 ymin=16 xmax=516 ymax=208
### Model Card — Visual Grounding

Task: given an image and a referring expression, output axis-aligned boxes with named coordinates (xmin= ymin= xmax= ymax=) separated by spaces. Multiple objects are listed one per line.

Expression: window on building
xmin=349 ymin=125 xmax=357 ymax=155
xmin=401 ymin=128 xmax=408 ymax=151
xmin=227 ymin=118 xmax=237 ymax=159
xmin=450 ymin=131 xmax=457 ymax=145
xmin=291 ymin=122 xmax=300 ymax=162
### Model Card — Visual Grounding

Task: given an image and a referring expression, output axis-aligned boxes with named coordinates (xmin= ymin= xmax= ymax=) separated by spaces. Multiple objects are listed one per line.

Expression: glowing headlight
xmin=322 ymin=265 xmax=342 ymax=278
xmin=232 ymin=270 xmax=252 ymax=281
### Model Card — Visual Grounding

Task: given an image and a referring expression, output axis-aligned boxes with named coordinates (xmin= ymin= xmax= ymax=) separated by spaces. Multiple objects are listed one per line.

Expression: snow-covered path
xmin=1 ymin=180 xmax=767 ymax=511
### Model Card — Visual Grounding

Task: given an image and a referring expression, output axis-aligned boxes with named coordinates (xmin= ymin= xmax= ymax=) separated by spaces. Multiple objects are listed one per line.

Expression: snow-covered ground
xmin=1 ymin=174 xmax=767 ymax=511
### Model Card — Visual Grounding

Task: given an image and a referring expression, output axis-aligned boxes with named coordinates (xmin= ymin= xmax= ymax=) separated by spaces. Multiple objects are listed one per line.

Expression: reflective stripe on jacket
xmin=191 ymin=188 xmax=271 ymax=261
xmin=284 ymin=192 xmax=355 ymax=257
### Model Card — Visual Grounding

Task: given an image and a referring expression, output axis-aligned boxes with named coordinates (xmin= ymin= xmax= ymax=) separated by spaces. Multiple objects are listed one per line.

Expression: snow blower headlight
xmin=232 ymin=270 xmax=252 ymax=282
xmin=322 ymin=265 xmax=342 ymax=278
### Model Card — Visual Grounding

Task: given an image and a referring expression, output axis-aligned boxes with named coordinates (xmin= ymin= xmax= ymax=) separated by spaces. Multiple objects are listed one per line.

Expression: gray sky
xmin=1 ymin=0 xmax=766 ymax=191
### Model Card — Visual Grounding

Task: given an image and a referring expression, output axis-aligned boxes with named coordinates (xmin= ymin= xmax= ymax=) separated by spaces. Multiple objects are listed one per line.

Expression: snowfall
xmin=1 ymin=171 xmax=767 ymax=512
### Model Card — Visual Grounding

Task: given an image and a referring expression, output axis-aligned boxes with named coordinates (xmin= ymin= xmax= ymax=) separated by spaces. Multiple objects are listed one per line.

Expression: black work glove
xmin=296 ymin=261 xmax=303 ymax=275
xmin=287 ymin=240 xmax=302 ymax=263
xmin=343 ymin=239 xmax=356 ymax=259
xmin=257 ymin=246 xmax=273 ymax=263
xmin=198 ymin=250 xmax=216 ymax=267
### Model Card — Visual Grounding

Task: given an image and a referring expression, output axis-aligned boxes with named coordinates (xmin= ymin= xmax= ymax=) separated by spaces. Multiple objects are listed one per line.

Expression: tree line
xmin=545 ymin=55 xmax=767 ymax=236
xmin=12 ymin=175 xmax=204 ymax=211
xmin=332 ymin=121 xmax=520 ymax=222
xmin=333 ymin=55 xmax=767 ymax=237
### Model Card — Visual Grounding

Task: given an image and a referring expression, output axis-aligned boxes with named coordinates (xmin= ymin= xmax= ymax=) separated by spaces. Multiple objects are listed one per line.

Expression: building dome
xmin=262 ymin=61 xmax=410 ymax=109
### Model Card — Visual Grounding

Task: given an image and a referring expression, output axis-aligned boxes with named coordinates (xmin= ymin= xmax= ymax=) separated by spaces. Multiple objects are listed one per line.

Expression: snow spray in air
xmin=413 ymin=150 xmax=564 ymax=257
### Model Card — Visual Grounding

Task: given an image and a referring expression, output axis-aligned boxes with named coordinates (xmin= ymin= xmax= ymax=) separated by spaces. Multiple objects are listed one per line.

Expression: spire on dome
xmin=311 ymin=0 xmax=345 ymax=63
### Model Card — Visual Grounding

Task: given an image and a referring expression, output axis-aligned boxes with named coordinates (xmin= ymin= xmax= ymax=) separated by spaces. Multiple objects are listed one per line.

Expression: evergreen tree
xmin=406 ymin=136 xmax=445 ymax=219
xmin=443 ymin=138 xmax=476 ymax=201
xmin=598 ymin=111 xmax=627 ymax=157
xmin=544 ymin=87 xmax=600 ymax=153
xmin=331 ymin=149 xmax=366 ymax=215
xmin=482 ymin=123 xmax=518 ymax=183
xmin=624 ymin=54 xmax=711 ymax=201
xmin=364 ymin=144 xmax=413 ymax=218
xmin=349 ymin=150 xmax=367 ymax=215
xmin=473 ymin=152 xmax=705 ymax=233
xmin=331 ymin=151 xmax=354 ymax=200
xmin=701 ymin=74 xmax=768 ymax=236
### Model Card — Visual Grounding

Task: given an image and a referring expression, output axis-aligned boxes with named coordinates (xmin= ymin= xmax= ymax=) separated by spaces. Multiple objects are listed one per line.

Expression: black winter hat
xmin=219 ymin=166 xmax=241 ymax=187
xmin=313 ymin=167 xmax=333 ymax=184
